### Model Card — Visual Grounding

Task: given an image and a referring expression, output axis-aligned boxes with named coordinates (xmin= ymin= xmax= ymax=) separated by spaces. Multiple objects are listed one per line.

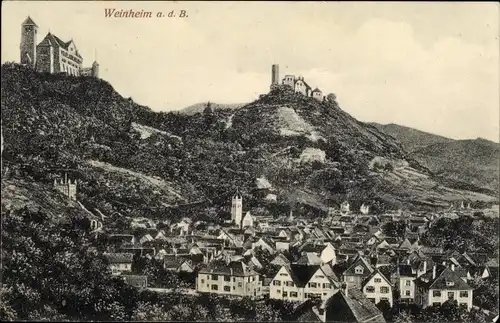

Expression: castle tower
xmin=271 ymin=64 xmax=279 ymax=85
xmin=91 ymin=61 xmax=99 ymax=78
xmin=20 ymin=16 xmax=38 ymax=68
xmin=231 ymin=189 xmax=243 ymax=226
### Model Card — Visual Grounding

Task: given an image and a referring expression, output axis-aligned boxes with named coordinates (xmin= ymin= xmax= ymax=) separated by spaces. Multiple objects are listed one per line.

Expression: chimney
xmin=64 ymin=173 xmax=68 ymax=184
xmin=432 ymin=265 xmax=437 ymax=279
xmin=342 ymin=282 xmax=348 ymax=297
xmin=451 ymin=264 xmax=455 ymax=271
xmin=423 ymin=260 xmax=427 ymax=273
xmin=407 ymin=258 xmax=410 ymax=265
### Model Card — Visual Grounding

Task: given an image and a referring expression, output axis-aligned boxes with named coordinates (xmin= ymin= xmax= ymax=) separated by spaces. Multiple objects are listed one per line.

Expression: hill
xmin=1 ymin=63 xmax=496 ymax=222
xmin=368 ymin=122 xmax=454 ymax=152
xmin=412 ymin=139 xmax=500 ymax=193
xmin=177 ymin=102 xmax=247 ymax=115
xmin=371 ymin=123 xmax=499 ymax=192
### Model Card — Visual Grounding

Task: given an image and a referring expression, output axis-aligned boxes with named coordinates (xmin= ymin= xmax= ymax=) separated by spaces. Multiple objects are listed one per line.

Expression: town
xmin=1 ymin=10 xmax=499 ymax=323
xmin=54 ymin=172 xmax=499 ymax=323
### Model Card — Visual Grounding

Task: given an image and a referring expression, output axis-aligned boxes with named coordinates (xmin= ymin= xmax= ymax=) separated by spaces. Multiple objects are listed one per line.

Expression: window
xmin=405 ymin=280 xmax=412 ymax=286
xmin=374 ymin=278 xmax=382 ymax=283
xmin=212 ymin=274 xmax=218 ymax=280
xmin=224 ymin=286 xmax=230 ymax=292
xmin=224 ymin=276 xmax=230 ymax=282
xmin=233 ymin=286 xmax=235 ymax=290
xmin=355 ymin=266 xmax=364 ymax=274
xmin=285 ymin=281 xmax=295 ymax=287
xmin=366 ymin=286 xmax=375 ymax=293
xmin=290 ymin=292 xmax=298 ymax=298
xmin=448 ymin=292 xmax=455 ymax=299
xmin=323 ymin=283 xmax=331 ymax=289
xmin=283 ymin=291 xmax=288 ymax=297
xmin=252 ymin=277 xmax=255 ymax=282
xmin=460 ymin=303 xmax=467 ymax=308
xmin=211 ymin=285 xmax=218 ymax=291
xmin=459 ymin=291 xmax=468 ymax=298
xmin=279 ymin=273 xmax=288 ymax=276
xmin=273 ymin=280 xmax=281 ymax=286
xmin=446 ymin=281 xmax=455 ymax=287
xmin=433 ymin=302 xmax=441 ymax=307
xmin=381 ymin=297 xmax=389 ymax=301
xmin=433 ymin=291 xmax=441 ymax=297
xmin=277 ymin=289 xmax=281 ymax=294
xmin=405 ymin=290 xmax=411 ymax=296
xmin=316 ymin=275 xmax=325 ymax=279
xmin=348 ymin=277 xmax=354 ymax=282
xmin=201 ymin=279 xmax=205 ymax=284
xmin=238 ymin=282 xmax=242 ymax=287
xmin=380 ymin=287 xmax=389 ymax=294
xmin=308 ymin=282 xmax=318 ymax=288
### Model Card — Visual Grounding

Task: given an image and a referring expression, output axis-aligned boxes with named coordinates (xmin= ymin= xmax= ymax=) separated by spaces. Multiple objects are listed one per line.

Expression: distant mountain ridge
xmin=368 ymin=123 xmax=455 ymax=152
xmin=177 ymin=102 xmax=247 ymax=115
xmin=370 ymin=122 xmax=499 ymax=193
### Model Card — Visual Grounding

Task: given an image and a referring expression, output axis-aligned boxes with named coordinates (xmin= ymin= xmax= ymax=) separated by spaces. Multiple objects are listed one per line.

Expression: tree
xmin=327 ymin=93 xmax=337 ymax=103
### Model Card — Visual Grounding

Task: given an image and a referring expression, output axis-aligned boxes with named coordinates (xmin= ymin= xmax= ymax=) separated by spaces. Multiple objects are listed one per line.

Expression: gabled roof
xmin=199 ymin=260 xmax=258 ymax=276
xmin=104 ymin=252 xmax=133 ymax=264
xmin=296 ymin=253 xmax=322 ymax=265
xmin=343 ymin=255 xmax=374 ymax=276
xmin=415 ymin=266 xmax=472 ymax=290
xmin=324 ymin=288 xmax=386 ymax=323
xmin=362 ymin=269 xmax=392 ymax=288
xmin=288 ymin=264 xmax=322 ymax=288
xmin=22 ymin=16 xmax=38 ymax=27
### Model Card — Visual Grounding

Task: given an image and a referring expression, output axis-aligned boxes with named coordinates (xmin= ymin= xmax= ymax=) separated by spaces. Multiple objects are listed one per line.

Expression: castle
xmin=270 ymin=64 xmax=324 ymax=101
xmin=20 ymin=16 xmax=99 ymax=77
xmin=54 ymin=173 xmax=77 ymax=200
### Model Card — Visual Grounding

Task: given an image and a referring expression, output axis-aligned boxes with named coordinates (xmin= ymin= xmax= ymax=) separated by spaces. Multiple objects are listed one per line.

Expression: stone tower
xmin=231 ymin=189 xmax=243 ymax=226
xmin=91 ymin=61 xmax=99 ymax=78
xmin=20 ymin=16 xmax=38 ymax=68
xmin=271 ymin=64 xmax=279 ymax=85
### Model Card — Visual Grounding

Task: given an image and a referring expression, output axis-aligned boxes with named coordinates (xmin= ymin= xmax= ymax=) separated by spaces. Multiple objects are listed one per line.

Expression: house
xmin=296 ymin=253 xmax=323 ymax=265
xmin=394 ymin=264 xmax=417 ymax=304
xmin=196 ymin=260 xmax=263 ymax=298
xmin=361 ymin=270 xmax=393 ymax=306
xmin=343 ymin=255 xmax=375 ymax=288
xmin=340 ymin=201 xmax=350 ymax=214
xmin=322 ymin=286 xmax=386 ymax=323
xmin=242 ymin=211 xmax=255 ymax=228
xmin=269 ymin=264 xmax=339 ymax=302
xmin=252 ymin=237 xmax=275 ymax=254
xmin=103 ymin=252 xmax=133 ymax=275
xmin=270 ymin=253 xmax=291 ymax=267
xmin=414 ymin=265 xmax=474 ymax=311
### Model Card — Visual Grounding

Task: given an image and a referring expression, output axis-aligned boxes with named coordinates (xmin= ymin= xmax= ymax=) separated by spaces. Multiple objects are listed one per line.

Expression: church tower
xmin=20 ymin=16 xmax=38 ymax=68
xmin=231 ymin=189 xmax=243 ymax=226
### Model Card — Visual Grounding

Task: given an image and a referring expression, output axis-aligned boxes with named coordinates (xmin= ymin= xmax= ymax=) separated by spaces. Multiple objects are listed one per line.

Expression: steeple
xmin=22 ymin=16 xmax=38 ymax=27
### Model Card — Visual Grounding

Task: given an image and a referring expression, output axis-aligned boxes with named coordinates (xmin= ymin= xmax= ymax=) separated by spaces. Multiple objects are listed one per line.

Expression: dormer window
xmin=446 ymin=281 xmax=455 ymax=287
xmin=355 ymin=266 xmax=364 ymax=274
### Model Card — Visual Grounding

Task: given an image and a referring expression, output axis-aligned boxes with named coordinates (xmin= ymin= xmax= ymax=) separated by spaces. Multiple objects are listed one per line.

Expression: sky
xmin=2 ymin=1 xmax=499 ymax=142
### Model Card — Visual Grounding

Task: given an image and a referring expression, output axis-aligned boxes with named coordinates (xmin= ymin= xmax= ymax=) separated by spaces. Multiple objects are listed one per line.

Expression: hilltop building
xmin=20 ymin=16 xmax=99 ymax=77
xmin=54 ymin=173 xmax=77 ymax=200
xmin=270 ymin=64 xmax=324 ymax=101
